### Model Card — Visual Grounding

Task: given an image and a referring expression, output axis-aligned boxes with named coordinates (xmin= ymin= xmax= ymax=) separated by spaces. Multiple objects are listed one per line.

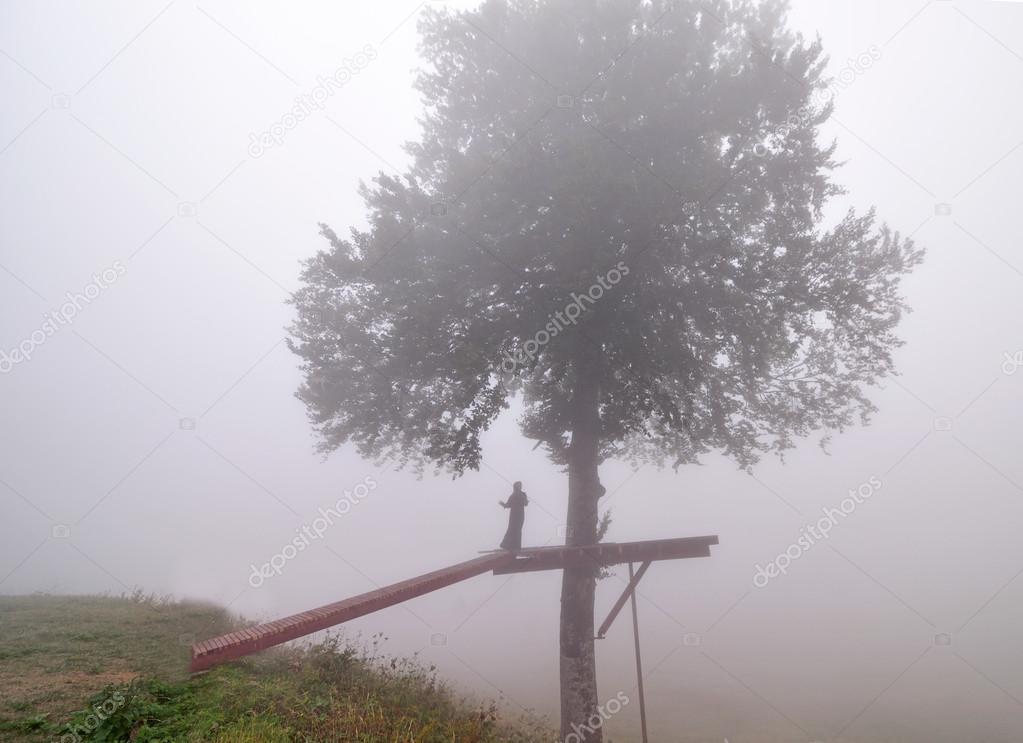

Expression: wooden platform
xmin=494 ymin=536 xmax=718 ymax=574
xmin=190 ymin=536 xmax=718 ymax=672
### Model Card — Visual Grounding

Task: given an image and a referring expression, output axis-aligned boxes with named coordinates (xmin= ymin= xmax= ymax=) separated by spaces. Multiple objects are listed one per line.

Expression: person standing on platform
xmin=499 ymin=481 xmax=528 ymax=551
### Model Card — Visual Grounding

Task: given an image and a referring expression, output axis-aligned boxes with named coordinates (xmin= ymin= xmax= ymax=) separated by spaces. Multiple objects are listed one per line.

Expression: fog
xmin=2 ymin=1 xmax=1022 ymax=741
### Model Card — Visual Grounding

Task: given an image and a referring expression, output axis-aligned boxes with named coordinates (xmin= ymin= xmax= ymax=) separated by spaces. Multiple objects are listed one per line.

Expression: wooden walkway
xmin=190 ymin=536 xmax=718 ymax=672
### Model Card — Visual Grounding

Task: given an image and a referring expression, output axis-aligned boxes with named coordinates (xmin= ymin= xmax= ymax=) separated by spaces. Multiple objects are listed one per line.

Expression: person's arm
xmin=498 ymin=500 xmax=508 ymax=508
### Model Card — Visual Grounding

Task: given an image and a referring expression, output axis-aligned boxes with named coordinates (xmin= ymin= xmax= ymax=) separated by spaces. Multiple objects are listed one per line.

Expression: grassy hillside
xmin=0 ymin=594 xmax=550 ymax=742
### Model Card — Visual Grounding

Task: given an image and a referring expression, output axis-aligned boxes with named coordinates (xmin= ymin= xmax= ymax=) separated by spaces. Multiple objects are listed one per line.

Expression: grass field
xmin=0 ymin=593 xmax=550 ymax=742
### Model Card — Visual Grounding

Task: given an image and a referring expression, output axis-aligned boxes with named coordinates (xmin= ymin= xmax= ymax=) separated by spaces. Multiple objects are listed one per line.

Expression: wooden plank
xmin=493 ymin=536 xmax=717 ymax=575
xmin=191 ymin=551 xmax=517 ymax=672
xmin=190 ymin=537 xmax=718 ymax=672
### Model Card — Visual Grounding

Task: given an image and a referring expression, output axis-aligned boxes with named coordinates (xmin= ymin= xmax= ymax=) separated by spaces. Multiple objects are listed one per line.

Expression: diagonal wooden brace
xmin=596 ymin=560 xmax=652 ymax=639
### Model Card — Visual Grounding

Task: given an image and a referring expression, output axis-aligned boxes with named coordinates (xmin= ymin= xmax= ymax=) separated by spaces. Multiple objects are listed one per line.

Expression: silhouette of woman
xmin=499 ymin=481 xmax=528 ymax=551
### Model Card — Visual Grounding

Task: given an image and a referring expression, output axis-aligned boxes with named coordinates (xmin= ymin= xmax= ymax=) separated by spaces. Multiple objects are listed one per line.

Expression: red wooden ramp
xmin=191 ymin=536 xmax=717 ymax=672
xmin=191 ymin=552 xmax=516 ymax=672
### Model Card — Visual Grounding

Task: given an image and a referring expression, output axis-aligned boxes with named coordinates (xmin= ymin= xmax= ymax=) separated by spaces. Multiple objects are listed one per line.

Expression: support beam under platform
xmin=596 ymin=560 xmax=651 ymax=639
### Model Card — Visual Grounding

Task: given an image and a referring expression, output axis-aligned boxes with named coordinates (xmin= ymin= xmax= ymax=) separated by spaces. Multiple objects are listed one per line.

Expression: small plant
xmin=58 ymin=684 xmax=136 ymax=742
xmin=305 ymin=633 xmax=358 ymax=679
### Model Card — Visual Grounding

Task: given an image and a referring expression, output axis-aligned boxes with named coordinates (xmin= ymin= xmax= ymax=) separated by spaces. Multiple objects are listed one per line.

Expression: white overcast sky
xmin=2 ymin=2 xmax=1023 ymax=740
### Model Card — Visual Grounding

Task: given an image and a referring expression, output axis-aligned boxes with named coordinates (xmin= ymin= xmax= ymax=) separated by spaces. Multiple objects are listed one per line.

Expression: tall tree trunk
xmin=560 ymin=371 xmax=602 ymax=742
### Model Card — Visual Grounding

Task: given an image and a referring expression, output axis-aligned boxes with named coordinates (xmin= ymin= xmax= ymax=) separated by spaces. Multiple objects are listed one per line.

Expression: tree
xmin=288 ymin=0 xmax=922 ymax=739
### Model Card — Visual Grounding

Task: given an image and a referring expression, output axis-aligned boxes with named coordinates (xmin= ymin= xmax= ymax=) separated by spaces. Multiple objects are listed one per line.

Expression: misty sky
xmin=2 ymin=2 xmax=1023 ymax=741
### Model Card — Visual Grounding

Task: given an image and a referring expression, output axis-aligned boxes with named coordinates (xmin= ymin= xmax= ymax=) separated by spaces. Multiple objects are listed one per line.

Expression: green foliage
xmin=62 ymin=684 xmax=139 ymax=742
xmin=1 ymin=596 xmax=551 ymax=743
xmin=63 ymin=640 xmax=544 ymax=743
xmin=596 ymin=510 xmax=612 ymax=542
xmin=290 ymin=0 xmax=922 ymax=478
xmin=0 ymin=714 xmax=49 ymax=734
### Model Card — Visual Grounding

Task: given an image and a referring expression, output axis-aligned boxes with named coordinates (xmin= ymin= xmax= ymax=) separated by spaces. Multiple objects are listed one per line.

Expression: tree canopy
xmin=289 ymin=0 xmax=921 ymax=479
